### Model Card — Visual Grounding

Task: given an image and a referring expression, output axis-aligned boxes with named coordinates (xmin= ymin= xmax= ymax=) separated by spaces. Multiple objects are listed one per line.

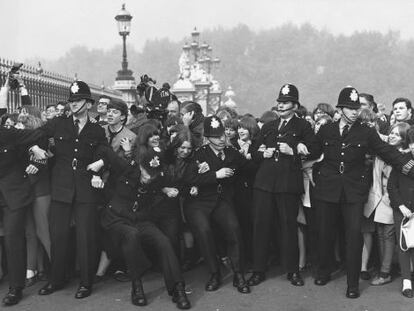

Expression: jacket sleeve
xmin=251 ymin=124 xmax=269 ymax=161
xmin=387 ymin=168 xmax=403 ymax=210
xmin=182 ymin=156 xmax=217 ymax=186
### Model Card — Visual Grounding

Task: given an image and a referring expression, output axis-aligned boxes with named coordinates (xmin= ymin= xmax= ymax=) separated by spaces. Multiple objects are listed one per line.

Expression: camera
xmin=137 ymin=74 xmax=175 ymax=123
xmin=8 ymin=62 xmax=23 ymax=90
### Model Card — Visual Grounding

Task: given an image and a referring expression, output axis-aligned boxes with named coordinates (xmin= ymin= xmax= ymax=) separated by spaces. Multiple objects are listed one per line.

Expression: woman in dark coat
xmin=100 ymin=148 xmax=191 ymax=309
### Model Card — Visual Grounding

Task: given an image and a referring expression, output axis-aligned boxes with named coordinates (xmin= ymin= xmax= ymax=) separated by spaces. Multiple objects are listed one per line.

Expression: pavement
xmin=0 ymin=265 xmax=413 ymax=311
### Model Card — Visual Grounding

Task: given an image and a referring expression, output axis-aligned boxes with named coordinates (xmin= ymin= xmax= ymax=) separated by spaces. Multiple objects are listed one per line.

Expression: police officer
xmin=309 ymin=86 xmax=414 ymax=298
xmin=248 ymin=84 xmax=314 ymax=287
xmin=35 ymin=81 xmax=108 ymax=299
xmin=183 ymin=116 xmax=250 ymax=294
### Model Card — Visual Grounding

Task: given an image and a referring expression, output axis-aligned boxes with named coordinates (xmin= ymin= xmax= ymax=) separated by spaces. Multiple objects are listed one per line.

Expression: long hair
xmin=134 ymin=123 xmax=160 ymax=162
xmin=20 ymin=105 xmax=42 ymax=119
xmin=165 ymin=128 xmax=194 ymax=164
xmin=389 ymin=122 xmax=410 ymax=149
xmin=17 ymin=114 xmax=44 ymax=129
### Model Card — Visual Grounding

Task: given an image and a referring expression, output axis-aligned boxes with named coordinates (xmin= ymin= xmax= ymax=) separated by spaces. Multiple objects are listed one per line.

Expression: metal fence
xmin=0 ymin=58 xmax=123 ymax=112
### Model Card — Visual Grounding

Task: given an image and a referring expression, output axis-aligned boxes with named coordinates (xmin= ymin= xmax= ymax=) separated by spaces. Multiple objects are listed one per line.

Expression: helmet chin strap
xmin=341 ymin=107 xmax=355 ymax=124
xmin=208 ymin=137 xmax=225 ymax=150
xmin=72 ymin=100 xmax=88 ymax=116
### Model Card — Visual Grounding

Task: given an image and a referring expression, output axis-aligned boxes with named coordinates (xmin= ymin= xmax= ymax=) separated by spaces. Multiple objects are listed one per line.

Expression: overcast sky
xmin=2 ymin=0 xmax=414 ymax=61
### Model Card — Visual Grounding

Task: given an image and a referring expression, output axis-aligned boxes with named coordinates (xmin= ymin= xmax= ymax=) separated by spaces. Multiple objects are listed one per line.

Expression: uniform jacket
xmin=38 ymin=116 xmax=108 ymax=203
xmin=388 ymin=153 xmax=414 ymax=213
xmin=183 ymin=144 xmax=247 ymax=204
xmin=103 ymin=125 xmax=136 ymax=159
xmin=252 ymin=115 xmax=314 ymax=194
xmin=310 ymin=121 xmax=407 ymax=203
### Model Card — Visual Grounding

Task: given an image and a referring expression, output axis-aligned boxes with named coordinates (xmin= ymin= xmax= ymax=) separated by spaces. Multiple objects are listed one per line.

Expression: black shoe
xmin=38 ymin=271 xmax=48 ymax=282
xmin=131 ymin=279 xmax=147 ymax=306
xmin=38 ymin=283 xmax=64 ymax=295
xmin=233 ymin=273 xmax=251 ymax=294
xmin=25 ymin=274 xmax=38 ymax=287
xmin=2 ymin=287 xmax=23 ymax=306
xmin=287 ymin=272 xmax=304 ymax=286
xmin=402 ymin=288 xmax=413 ymax=298
xmin=346 ymin=288 xmax=360 ymax=299
xmin=247 ymin=272 xmax=265 ymax=286
xmin=205 ymin=273 xmax=221 ymax=291
xmin=360 ymin=271 xmax=371 ymax=280
xmin=172 ymin=282 xmax=191 ymax=309
xmin=75 ymin=285 xmax=92 ymax=299
xmin=314 ymin=276 xmax=330 ymax=286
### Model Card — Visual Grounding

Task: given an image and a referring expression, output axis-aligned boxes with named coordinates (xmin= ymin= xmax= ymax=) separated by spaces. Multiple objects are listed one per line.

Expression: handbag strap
xmin=400 ymin=216 xmax=409 ymax=252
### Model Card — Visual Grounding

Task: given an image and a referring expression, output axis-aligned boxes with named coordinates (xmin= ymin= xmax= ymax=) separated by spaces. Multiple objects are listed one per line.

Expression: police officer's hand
xmin=120 ymin=137 xmax=132 ymax=153
xmin=25 ymin=164 xmax=39 ymax=175
xmin=297 ymin=143 xmax=310 ymax=156
xmin=278 ymin=142 xmax=293 ymax=155
xmin=399 ymin=205 xmax=413 ymax=218
xmin=91 ymin=175 xmax=105 ymax=188
xmin=30 ymin=145 xmax=48 ymax=161
xmin=190 ymin=186 xmax=198 ymax=196
xmin=87 ymin=159 xmax=104 ymax=172
xmin=162 ymin=187 xmax=179 ymax=198
xmin=216 ymin=167 xmax=234 ymax=179
xmin=197 ymin=161 xmax=210 ymax=174
xmin=263 ymin=148 xmax=275 ymax=158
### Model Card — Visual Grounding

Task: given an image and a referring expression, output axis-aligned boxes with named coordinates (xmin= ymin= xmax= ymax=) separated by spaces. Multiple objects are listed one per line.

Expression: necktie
xmin=108 ymin=126 xmax=124 ymax=146
xmin=279 ymin=120 xmax=287 ymax=131
xmin=74 ymin=119 xmax=80 ymax=134
xmin=342 ymin=125 xmax=349 ymax=137
xmin=217 ymin=151 xmax=225 ymax=161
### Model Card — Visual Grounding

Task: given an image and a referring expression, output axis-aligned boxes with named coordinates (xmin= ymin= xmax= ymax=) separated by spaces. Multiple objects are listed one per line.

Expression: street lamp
xmin=115 ymin=3 xmax=134 ymax=80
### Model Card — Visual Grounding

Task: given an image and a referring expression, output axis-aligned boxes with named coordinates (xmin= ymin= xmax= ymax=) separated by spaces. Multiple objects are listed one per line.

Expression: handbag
xmin=400 ymin=216 xmax=414 ymax=251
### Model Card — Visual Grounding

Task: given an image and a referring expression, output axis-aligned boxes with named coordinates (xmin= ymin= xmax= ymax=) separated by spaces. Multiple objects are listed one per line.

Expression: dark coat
xmin=310 ymin=121 xmax=407 ymax=203
xmin=38 ymin=116 xmax=108 ymax=203
xmin=388 ymin=153 xmax=414 ymax=212
xmin=252 ymin=115 xmax=314 ymax=194
xmin=183 ymin=144 xmax=246 ymax=204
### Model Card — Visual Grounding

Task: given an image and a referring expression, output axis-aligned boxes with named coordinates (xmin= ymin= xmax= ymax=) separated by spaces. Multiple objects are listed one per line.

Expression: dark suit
xmin=251 ymin=116 xmax=314 ymax=273
xmin=183 ymin=144 xmax=246 ymax=273
xmin=37 ymin=116 xmax=108 ymax=287
xmin=309 ymin=120 xmax=409 ymax=291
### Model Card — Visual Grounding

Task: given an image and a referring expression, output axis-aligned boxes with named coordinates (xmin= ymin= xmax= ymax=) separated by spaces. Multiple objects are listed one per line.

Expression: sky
xmin=2 ymin=0 xmax=414 ymax=62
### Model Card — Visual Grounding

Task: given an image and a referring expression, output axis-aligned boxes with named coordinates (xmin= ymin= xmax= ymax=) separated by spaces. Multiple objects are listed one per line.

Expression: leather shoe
xmin=247 ymin=272 xmax=265 ymax=286
xmin=402 ymin=288 xmax=413 ymax=298
xmin=131 ymin=279 xmax=147 ymax=306
xmin=346 ymin=288 xmax=360 ymax=299
xmin=75 ymin=285 xmax=92 ymax=299
xmin=360 ymin=270 xmax=371 ymax=280
xmin=205 ymin=273 xmax=221 ymax=291
xmin=38 ymin=283 xmax=64 ymax=295
xmin=2 ymin=287 xmax=23 ymax=306
xmin=287 ymin=272 xmax=304 ymax=286
xmin=233 ymin=273 xmax=251 ymax=294
xmin=172 ymin=282 xmax=191 ymax=309
xmin=314 ymin=276 xmax=330 ymax=286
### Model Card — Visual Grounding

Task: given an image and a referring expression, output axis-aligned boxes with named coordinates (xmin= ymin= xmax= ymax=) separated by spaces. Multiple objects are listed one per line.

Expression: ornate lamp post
xmin=115 ymin=4 xmax=134 ymax=81
xmin=113 ymin=4 xmax=136 ymax=106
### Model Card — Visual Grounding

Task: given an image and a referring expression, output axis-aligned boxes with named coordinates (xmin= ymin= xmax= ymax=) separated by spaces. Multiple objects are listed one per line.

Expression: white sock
xmin=403 ymin=279 xmax=412 ymax=290
xmin=26 ymin=269 xmax=36 ymax=279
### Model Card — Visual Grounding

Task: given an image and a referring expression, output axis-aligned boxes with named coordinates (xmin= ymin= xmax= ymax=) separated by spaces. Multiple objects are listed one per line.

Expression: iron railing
xmin=0 ymin=58 xmax=123 ymax=112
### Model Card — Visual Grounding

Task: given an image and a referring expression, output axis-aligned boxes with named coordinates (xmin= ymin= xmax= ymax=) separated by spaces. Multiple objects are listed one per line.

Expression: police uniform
xmin=310 ymin=86 xmax=414 ymax=298
xmin=37 ymin=81 xmax=108 ymax=297
xmin=100 ymin=149 xmax=190 ymax=309
xmin=183 ymin=116 xmax=250 ymax=294
xmin=249 ymin=84 xmax=314 ymax=286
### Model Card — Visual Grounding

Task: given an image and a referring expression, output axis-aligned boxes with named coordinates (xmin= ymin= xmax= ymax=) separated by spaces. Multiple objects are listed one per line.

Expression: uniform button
xmin=74 ymin=149 xmax=78 ymax=152
xmin=341 ymin=152 xmax=344 ymax=156
xmin=342 ymin=143 xmax=345 ymax=146
xmin=75 ymin=139 xmax=79 ymax=142
xmin=340 ymin=161 xmax=344 ymax=165
xmin=126 ymin=181 xmax=129 ymax=184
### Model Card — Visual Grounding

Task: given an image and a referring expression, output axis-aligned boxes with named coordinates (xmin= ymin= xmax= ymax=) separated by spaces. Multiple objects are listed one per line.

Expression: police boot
xmin=2 ymin=287 xmax=23 ymax=306
xmin=131 ymin=279 xmax=147 ymax=306
xmin=233 ymin=272 xmax=251 ymax=294
xmin=172 ymin=282 xmax=191 ymax=309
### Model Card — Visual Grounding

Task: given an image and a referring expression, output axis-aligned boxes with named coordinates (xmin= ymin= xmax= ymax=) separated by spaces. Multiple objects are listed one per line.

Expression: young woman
xmin=388 ymin=126 xmax=414 ymax=298
xmin=365 ymin=122 xmax=410 ymax=286
xmin=100 ymin=148 xmax=191 ymax=309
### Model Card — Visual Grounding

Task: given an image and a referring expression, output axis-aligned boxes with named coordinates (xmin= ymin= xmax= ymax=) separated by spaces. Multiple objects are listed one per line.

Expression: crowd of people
xmin=1 ymin=72 xmax=414 ymax=309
